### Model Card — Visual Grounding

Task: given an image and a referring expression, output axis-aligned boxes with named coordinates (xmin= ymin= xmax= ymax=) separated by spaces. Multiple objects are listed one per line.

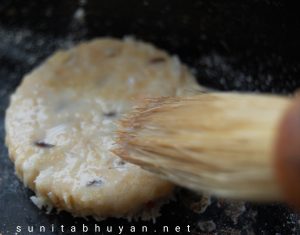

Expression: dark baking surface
xmin=1 ymin=0 xmax=300 ymax=234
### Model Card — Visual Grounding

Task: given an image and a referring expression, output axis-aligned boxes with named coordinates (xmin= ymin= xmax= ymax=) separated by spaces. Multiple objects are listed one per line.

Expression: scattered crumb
xmin=190 ymin=194 xmax=211 ymax=214
xmin=179 ymin=189 xmax=212 ymax=215
xmin=73 ymin=7 xmax=85 ymax=23
xmin=224 ymin=201 xmax=246 ymax=225
xmin=197 ymin=220 xmax=216 ymax=232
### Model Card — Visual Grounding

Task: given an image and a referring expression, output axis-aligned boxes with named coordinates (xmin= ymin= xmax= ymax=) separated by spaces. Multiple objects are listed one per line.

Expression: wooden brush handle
xmin=116 ymin=93 xmax=300 ymax=204
xmin=275 ymin=96 xmax=300 ymax=208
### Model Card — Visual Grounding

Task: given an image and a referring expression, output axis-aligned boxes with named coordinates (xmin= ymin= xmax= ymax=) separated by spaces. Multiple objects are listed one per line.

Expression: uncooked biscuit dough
xmin=5 ymin=38 xmax=199 ymax=219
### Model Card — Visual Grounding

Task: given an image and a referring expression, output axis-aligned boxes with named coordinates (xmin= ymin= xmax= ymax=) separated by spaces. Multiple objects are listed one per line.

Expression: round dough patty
xmin=5 ymin=38 xmax=198 ymax=219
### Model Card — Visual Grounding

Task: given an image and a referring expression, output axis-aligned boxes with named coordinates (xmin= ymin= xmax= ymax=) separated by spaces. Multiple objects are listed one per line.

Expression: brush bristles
xmin=114 ymin=93 xmax=291 ymax=201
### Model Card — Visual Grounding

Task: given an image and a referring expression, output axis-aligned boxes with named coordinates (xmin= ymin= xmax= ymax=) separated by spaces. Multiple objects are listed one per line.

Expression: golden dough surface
xmin=5 ymin=38 xmax=198 ymax=219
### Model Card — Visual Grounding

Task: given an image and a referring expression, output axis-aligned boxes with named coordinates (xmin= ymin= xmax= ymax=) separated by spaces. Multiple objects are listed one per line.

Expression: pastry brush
xmin=114 ymin=92 xmax=300 ymax=208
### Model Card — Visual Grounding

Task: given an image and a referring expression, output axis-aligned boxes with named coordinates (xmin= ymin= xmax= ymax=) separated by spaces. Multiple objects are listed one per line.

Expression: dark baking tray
xmin=1 ymin=0 xmax=300 ymax=234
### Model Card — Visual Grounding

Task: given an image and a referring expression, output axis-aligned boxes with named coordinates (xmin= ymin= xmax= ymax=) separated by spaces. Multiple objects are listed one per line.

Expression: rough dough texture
xmin=5 ymin=38 xmax=199 ymax=219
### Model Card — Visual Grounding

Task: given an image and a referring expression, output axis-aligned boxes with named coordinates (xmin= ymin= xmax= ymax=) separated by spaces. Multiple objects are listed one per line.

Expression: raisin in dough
xmin=5 ymin=38 xmax=199 ymax=219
